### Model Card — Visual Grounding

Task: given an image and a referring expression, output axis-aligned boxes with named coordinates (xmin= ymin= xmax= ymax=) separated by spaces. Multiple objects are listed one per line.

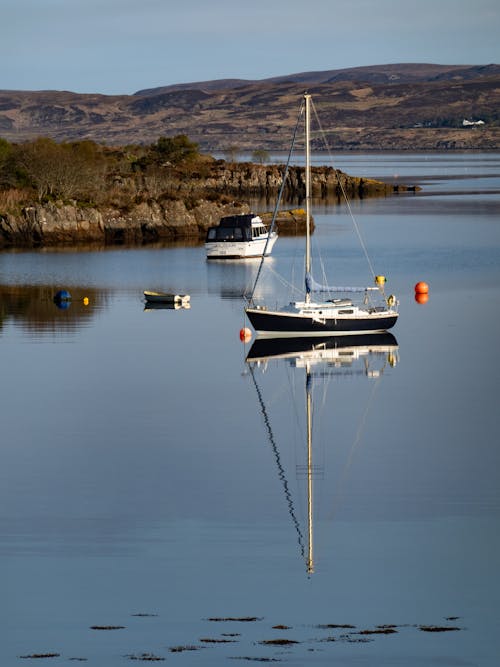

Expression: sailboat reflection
xmin=246 ymin=333 xmax=399 ymax=574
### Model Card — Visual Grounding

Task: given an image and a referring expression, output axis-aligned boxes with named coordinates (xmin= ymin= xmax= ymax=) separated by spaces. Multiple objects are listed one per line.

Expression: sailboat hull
xmin=246 ymin=332 xmax=398 ymax=362
xmin=245 ymin=307 xmax=398 ymax=337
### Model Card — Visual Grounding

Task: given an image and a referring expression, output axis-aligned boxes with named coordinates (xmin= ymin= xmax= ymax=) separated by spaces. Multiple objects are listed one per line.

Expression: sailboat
xmin=246 ymin=333 xmax=399 ymax=574
xmin=245 ymin=93 xmax=399 ymax=337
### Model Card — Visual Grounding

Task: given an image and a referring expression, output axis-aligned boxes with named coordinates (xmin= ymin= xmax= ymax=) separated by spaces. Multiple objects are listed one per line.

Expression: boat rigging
xmin=245 ymin=93 xmax=399 ymax=337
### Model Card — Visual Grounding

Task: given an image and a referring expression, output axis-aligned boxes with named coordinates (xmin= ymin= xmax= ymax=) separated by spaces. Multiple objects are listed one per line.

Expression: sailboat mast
xmin=304 ymin=93 xmax=312 ymax=305
xmin=306 ymin=365 xmax=314 ymax=574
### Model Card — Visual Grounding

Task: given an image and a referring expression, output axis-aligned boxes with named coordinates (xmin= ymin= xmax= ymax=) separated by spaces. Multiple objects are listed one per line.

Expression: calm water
xmin=1 ymin=153 xmax=500 ymax=666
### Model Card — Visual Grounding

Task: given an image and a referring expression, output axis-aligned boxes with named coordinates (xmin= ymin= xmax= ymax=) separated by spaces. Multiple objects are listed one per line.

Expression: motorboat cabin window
xmin=219 ymin=227 xmax=243 ymax=240
xmin=206 ymin=226 xmax=245 ymax=242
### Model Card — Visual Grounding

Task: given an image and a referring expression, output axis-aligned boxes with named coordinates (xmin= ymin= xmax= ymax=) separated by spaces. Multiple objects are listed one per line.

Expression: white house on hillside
xmin=463 ymin=119 xmax=485 ymax=126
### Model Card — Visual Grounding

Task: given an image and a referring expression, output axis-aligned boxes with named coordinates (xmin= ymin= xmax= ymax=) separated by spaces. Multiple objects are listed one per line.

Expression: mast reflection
xmin=246 ymin=333 xmax=399 ymax=575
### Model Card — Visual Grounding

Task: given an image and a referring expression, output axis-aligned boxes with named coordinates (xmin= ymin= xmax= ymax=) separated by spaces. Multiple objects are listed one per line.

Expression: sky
xmin=2 ymin=0 xmax=499 ymax=95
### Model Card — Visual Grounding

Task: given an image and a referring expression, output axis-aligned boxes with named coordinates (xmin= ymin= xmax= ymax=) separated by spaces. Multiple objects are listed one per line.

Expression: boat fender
xmin=387 ymin=294 xmax=396 ymax=307
xmin=239 ymin=327 xmax=252 ymax=342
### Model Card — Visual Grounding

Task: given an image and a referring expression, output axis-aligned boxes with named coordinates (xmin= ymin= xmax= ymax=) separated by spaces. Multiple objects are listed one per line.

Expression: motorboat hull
xmin=206 ymin=233 xmax=277 ymax=259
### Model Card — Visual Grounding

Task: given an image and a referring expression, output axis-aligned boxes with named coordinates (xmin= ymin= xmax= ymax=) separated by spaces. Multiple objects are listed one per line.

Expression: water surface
xmin=1 ymin=152 xmax=500 ymax=665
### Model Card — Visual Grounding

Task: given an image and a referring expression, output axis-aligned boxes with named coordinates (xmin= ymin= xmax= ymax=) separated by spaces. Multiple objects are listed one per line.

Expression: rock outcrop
xmin=0 ymin=200 xmax=247 ymax=248
xmin=0 ymin=164 xmax=413 ymax=248
xmin=192 ymin=162 xmax=395 ymax=200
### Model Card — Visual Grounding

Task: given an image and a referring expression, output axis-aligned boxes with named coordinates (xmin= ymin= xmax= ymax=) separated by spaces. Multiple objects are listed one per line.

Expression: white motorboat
xmin=205 ymin=213 xmax=278 ymax=259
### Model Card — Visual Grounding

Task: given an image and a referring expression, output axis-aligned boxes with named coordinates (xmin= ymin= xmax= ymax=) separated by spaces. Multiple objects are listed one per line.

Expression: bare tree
xmin=224 ymin=145 xmax=241 ymax=163
xmin=251 ymin=148 xmax=270 ymax=164
xmin=14 ymin=139 xmax=106 ymax=202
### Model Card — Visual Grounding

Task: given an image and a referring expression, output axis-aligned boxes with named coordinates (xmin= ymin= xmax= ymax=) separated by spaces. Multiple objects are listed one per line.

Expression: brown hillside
xmin=0 ymin=64 xmax=499 ymax=150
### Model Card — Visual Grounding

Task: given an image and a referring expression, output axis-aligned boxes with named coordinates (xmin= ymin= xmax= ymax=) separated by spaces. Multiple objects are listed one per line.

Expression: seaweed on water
xmin=419 ymin=625 xmax=461 ymax=632
xmin=131 ymin=613 xmax=158 ymax=617
xmin=228 ymin=658 xmax=282 ymax=662
xmin=208 ymin=617 xmax=263 ymax=622
xmin=200 ymin=637 xmax=239 ymax=644
xmin=90 ymin=625 xmax=125 ymax=630
xmin=126 ymin=653 xmax=165 ymax=661
xmin=328 ymin=633 xmax=374 ymax=644
xmin=271 ymin=625 xmax=291 ymax=630
xmin=169 ymin=645 xmax=203 ymax=653
xmin=19 ymin=654 xmax=61 ymax=660
xmin=258 ymin=639 xmax=299 ymax=646
xmin=316 ymin=623 xmax=356 ymax=629
xmin=357 ymin=627 xmax=398 ymax=635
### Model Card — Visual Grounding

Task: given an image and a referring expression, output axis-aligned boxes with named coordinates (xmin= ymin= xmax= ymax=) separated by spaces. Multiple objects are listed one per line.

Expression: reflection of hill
xmin=0 ymin=285 xmax=108 ymax=334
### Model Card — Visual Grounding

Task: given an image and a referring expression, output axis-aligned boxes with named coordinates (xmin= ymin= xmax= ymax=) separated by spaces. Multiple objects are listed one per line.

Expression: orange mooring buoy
xmin=239 ymin=327 xmax=252 ymax=342
xmin=415 ymin=291 xmax=429 ymax=304
xmin=415 ymin=281 xmax=429 ymax=294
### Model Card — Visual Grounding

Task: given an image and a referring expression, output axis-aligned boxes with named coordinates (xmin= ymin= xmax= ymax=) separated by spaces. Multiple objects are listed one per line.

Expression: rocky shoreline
xmin=0 ymin=164 xmax=416 ymax=249
xmin=0 ymin=199 xmax=313 ymax=248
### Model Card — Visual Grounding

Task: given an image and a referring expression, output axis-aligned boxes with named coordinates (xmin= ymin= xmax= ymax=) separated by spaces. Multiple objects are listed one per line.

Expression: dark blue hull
xmin=246 ymin=332 xmax=398 ymax=362
xmin=245 ymin=308 xmax=398 ymax=336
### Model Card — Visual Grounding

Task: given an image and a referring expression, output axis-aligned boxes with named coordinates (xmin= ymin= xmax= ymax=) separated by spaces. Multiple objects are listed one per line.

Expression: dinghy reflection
xmin=143 ymin=300 xmax=191 ymax=311
xmin=246 ymin=333 xmax=398 ymax=574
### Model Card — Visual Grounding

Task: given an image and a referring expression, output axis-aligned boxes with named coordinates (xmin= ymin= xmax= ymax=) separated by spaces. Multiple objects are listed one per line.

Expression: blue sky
xmin=2 ymin=0 xmax=499 ymax=94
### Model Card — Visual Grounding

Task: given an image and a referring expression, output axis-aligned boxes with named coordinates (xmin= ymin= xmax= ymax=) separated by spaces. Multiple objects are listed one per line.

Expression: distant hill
xmin=134 ymin=63 xmax=500 ymax=95
xmin=1 ymin=63 xmax=499 ymax=150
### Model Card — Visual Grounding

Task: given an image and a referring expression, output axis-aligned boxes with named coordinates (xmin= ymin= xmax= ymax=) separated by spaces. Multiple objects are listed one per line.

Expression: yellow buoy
xmin=375 ymin=275 xmax=386 ymax=286
xmin=83 ymin=297 xmax=89 ymax=306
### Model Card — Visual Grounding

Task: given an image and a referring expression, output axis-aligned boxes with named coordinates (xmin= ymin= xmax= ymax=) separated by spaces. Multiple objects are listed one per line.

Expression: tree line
xmin=0 ymin=134 xmax=204 ymax=209
xmin=0 ymin=134 xmax=272 ymax=215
